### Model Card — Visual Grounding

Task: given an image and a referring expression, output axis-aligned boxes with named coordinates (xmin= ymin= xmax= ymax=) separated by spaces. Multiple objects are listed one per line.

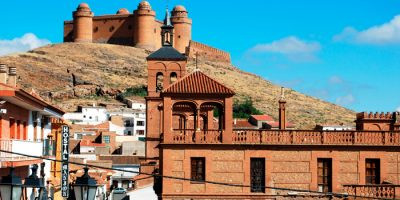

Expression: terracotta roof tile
xmin=163 ymin=70 xmax=235 ymax=95
xmin=251 ymin=115 xmax=274 ymax=121
xmin=233 ymin=119 xmax=257 ymax=129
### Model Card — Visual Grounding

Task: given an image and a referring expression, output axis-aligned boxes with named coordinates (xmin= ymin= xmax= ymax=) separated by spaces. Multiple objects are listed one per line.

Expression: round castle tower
xmin=73 ymin=3 xmax=94 ymax=43
xmin=171 ymin=5 xmax=192 ymax=54
xmin=134 ymin=1 xmax=156 ymax=50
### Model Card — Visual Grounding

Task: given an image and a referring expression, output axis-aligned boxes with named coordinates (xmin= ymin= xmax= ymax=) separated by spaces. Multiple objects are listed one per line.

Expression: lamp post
xmin=73 ymin=167 xmax=98 ymax=200
xmin=24 ymin=164 xmax=45 ymax=200
xmin=0 ymin=167 xmax=23 ymax=200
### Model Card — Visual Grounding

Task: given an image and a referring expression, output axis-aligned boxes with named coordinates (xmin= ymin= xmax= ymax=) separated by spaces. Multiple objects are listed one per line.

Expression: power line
xmin=0 ymin=149 xmax=392 ymax=200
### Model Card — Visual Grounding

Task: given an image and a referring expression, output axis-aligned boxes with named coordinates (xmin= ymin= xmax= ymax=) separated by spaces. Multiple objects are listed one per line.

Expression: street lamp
xmin=73 ymin=167 xmax=98 ymax=200
xmin=24 ymin=164 xmax=45 ymax=200
xmin=0 ymin=167 xmax=23 ymax=200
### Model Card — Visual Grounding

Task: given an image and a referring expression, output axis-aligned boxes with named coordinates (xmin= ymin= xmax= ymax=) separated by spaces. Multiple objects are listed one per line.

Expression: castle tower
xmin=134 ymin=1 xmax=156 ymax=50
xmin=73 ymin=3 xmax=94 ymax=43
xmin=145 ymin=9 xmax=187 ymax=160
xmin=171 ymin=5 xmax=192 ymax=54
xmin=279 ymin=87 xmax=287 ymax=130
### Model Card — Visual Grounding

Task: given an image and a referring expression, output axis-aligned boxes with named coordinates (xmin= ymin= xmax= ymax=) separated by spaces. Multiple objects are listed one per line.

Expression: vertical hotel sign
xmin=61 ymin=125 xmax=69 ymax=198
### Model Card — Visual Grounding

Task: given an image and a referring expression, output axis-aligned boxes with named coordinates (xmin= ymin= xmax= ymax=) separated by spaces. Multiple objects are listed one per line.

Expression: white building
xmin=63 ymin=105 xmax=108 ymax=125
xmin=108 ymin=108 xmax=146 ymax=141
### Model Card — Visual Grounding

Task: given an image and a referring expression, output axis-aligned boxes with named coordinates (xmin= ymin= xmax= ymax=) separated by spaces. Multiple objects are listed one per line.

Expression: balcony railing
xmin=0 ymin=139 xmax=44 ymax=161
xmin=167 ymin=129 xmax=400 ymax=145
xmin=172 ymin=129 xmax=222 ymax=144
xmin=232 ymin=130 xmax=400 ymax=145
xmin=343 ymin=184 xmax=400 ymax=199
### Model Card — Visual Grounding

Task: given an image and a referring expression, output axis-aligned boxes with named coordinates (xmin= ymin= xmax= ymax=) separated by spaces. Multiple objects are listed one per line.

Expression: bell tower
xmin=145 ymin=8 xmax=188 ymax=160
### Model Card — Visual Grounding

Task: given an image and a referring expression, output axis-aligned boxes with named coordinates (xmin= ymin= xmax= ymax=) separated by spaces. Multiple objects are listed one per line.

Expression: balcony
xmin=0 ymin=139 xmax=44 ymax=162
xmin=232 ymin=130 xmax=400 ymax=145
xmin=168 ymin=130 xmax=400 ymax=146
xmin=343 ymin=184 xmax=400 ymax=199
xmin=172 ymin=129 xmax=222 ymax=144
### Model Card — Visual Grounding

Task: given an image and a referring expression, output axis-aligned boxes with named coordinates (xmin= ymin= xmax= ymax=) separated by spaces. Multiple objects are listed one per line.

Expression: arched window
xmin=156 ymin=72 xmax=164 ymax=92
xmin=170 ymin=72 xmax=177 ymax=84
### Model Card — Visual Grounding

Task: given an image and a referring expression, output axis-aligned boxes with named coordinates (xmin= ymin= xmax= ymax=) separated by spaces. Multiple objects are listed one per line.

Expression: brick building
xmin=0 ymin=64 xmax=64 ymax=199
xmin=64 ymin=1 xmax=231 ymax=63
xmin=142 ymin=8 xmax=400 ymax=200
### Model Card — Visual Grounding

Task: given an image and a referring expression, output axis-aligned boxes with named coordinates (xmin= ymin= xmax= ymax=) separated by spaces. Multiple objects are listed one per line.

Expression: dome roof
xmin=117 ymin=8 xmax=130 ymax=14
xmin=77 ymin=3 xmax=91 ymax=11
xmin=138 ymin=1 xmax=151 ymax=10
xmin=173 ymin=5 xmax=187 ymax=12
xmin=78 ymin=3 xmax=90 ymax=9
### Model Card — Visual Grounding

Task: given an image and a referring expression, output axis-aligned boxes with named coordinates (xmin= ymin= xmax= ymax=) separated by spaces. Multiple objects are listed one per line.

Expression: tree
xmin=233 ymin=98 xmax=263 ymax=118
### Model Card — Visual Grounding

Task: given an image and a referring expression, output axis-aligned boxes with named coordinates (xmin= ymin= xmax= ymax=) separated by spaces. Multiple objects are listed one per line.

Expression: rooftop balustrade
xmin=167 ymin=129 xmax=400 ymax=146
xmin=343 ymin=184 xmax=400 ymax=199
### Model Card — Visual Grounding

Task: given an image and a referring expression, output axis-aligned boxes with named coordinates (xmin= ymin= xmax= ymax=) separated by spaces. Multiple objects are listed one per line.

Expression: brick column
xmin=223 ymin=97 xmax=233 ymax=143
xmin=163 ymin=97 xmax=172 ymax=143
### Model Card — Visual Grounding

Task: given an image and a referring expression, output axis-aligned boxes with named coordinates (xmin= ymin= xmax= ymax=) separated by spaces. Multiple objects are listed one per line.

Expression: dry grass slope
xmin=0 ymin=43 xmax=355 ymax=128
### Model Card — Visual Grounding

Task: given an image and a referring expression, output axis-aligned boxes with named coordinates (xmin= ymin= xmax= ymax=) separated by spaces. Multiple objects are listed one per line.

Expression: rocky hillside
xmin=0 ymin=43 xmax=355 ymax=128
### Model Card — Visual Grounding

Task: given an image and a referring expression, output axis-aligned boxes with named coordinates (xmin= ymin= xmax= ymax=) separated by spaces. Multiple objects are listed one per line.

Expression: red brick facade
xmin=141 ymin=5 xmax=400 ymax=200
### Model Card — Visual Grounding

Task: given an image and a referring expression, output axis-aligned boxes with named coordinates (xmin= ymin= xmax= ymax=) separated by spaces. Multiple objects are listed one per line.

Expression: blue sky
xmin=0 ymin=0 xmax=399 ymax=112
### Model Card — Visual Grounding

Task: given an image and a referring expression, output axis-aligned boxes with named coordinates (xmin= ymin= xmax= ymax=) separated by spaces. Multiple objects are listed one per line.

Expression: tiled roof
xmin=267 ymin=121 xmax=295 ymax=128
xmin=233 ymin=119 xmax=257 ymax=129
xmin=251 ymin=115 xmax=274 ymax=121
xmin=163 ymin=70 xmax=235 ymax=95
xmin=147 ymin=46 xmax=187 ymax=61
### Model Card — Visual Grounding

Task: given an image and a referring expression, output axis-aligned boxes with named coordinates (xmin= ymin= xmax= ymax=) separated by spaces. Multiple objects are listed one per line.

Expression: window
xmin=317 ymin=159 xmax=332 ymax=193
xmin=170 ymin=72 xmax=177 ymax=84
xmin=156 ymin=72 xmax=164 ymax=92
xmin=126 ymin=131 xmax=132 ymax=136
xmin=136 ymin=130 xmax=145 ymax=135
xmin=366 ymin=159 xmax=380 ymax=184
xmin=191 ymin=157 xmax=205 ymax=182
xmin=251 ymin=158 xmax=265 ymax=193
xmin=137 ymin=121 xmax=144 ymax=126
xmin=76 ymin=134 xmax=83 ymax=139
xmin=103 ymin=136 xmax=110 ymax=144
xmin=9 ymin=118 xmax=15 ymax=139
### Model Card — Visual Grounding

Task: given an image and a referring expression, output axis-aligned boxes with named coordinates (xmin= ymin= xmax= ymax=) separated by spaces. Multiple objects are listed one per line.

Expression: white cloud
xmin=397 ymin=106 xmax=400 ymax=112
xmin=336 ymin=94 xmax=356 ymax=105
xmin=334 ymin=15 xmax=400 ymax=45
xmin=328 ymin=76 xmax=344 ymax=85
xmin=252 ymin=36 xmax=321 ymax=54
xmin=0 ymin=33 xmax=51 ymax=56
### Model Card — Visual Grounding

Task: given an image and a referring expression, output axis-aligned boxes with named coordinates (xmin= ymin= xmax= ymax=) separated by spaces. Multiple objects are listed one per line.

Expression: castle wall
xmin=92 ymin=15 xmax=134 ymax=45
xmin=64 ymin=16 xmax=164 ymax=49
xmin=187 ymin=40 xmax=231 ymax=63
xmin=161 ymin=146 xmax=400 ymax=199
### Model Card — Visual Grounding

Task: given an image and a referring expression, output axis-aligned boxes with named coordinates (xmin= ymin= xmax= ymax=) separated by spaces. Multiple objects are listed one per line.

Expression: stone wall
xmin=161 ymin=147 xmax=400 ymax=199
xmin=186 ymin=40 xmax=231 ymax=63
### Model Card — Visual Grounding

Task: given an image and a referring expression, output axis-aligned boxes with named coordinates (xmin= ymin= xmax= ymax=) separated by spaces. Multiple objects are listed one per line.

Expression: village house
xmin=0 ymin=64 xmax=64 ymax=199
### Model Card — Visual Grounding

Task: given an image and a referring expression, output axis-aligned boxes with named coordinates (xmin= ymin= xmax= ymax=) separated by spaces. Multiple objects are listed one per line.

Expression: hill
xmin=0 ymin=43 xmax=355 ymax=128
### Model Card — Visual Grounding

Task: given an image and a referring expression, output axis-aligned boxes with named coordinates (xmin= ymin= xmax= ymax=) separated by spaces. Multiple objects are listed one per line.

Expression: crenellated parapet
xmin=186 ymin=40 xmax=231 ymax=63
xmin=356 ymin=111 xmax=394 ymax=120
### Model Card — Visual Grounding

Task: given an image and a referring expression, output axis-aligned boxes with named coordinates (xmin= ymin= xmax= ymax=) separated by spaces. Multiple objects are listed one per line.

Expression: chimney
xmin=0 ymin=64 xmax=7 ymax=84
xmin=279 ymin=87 xmax=287 ymax=130
xmin=7 ymin=66 xmax=16 ymax=87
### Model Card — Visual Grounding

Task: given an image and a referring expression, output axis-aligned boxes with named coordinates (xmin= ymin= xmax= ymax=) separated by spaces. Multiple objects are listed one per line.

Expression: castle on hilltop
xmin=63 ymin=1 xmax=231 ymax=63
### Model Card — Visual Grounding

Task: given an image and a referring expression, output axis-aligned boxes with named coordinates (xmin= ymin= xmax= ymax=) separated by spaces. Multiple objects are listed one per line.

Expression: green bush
xmin=233 ymin=98 xmax=263 ymax=119
xmin=118 ymin=85 xmax=147 ymax=100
